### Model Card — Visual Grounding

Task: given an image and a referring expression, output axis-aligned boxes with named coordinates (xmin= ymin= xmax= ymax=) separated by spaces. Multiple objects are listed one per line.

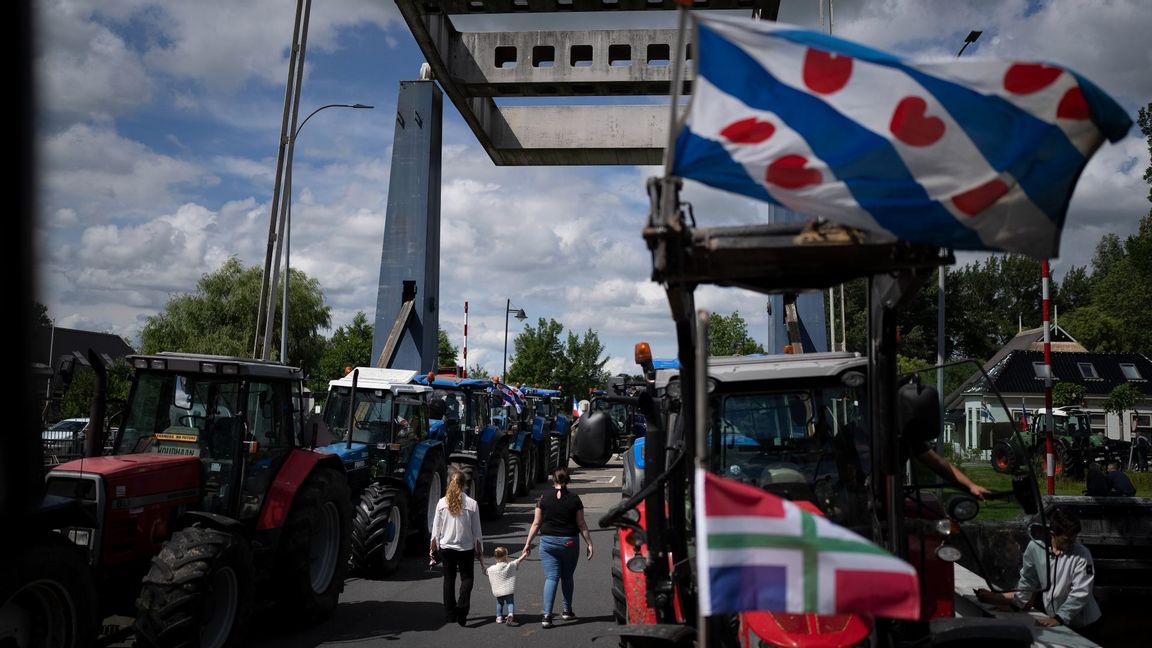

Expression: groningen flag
xmin=673 ymin=13 xmax=1132 ymax=259
xmin=695 ymin=469 xmax=920 ymax=620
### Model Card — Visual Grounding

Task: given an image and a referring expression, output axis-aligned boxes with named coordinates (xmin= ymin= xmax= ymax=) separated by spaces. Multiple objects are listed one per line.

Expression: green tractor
xmin=991 ymin=407 xmax=1120 ymax=478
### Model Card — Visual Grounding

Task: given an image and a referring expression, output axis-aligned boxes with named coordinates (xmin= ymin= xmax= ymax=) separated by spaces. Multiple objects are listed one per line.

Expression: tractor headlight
xmin=935 ymin=545 xmax=963 ymax=562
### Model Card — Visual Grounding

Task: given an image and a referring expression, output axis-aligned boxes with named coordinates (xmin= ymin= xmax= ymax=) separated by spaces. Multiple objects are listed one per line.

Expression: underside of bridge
xmin=373 ymin=2 xmax=802 ymax=371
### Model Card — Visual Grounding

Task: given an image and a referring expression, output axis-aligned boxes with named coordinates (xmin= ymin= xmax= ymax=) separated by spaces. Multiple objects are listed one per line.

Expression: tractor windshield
xmin=323 ymin=387 xmax=396 ymax=445
xmin=713 ymin=383 xmax=870 ymax=531
xmin=117 ymin=372 xmax=238 ymax=461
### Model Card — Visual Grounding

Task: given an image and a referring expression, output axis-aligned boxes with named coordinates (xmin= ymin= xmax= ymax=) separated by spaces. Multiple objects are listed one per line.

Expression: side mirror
xmin=897 ymin=380 xmax=941 ymax=443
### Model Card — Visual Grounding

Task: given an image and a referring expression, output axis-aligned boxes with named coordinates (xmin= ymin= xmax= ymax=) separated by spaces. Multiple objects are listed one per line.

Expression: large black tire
xmin=611 ymin=533 xmax=627 ymax=625
xmin=1 ymin=533 xmax=98 ymax=648
xmin=450 ymin=461 xmax=479 ymax=501
xmin=990 ymin=440 xmax=1019 ymax=474
xmin=482 ymin=444 xmax=510 ymax=521
xmin=412 ymin=449 xmax=446 ymax=547
xmin=546 ymin=435 xmax=560 ymax=479
xmin=351 ymin=483 xmax=408 ymax=578
xmin=516 ymin=439 xmax=537 ymax=496
xmin=135 ymin=527 xmax=254 ymax=648
xmin=272 ymin=466 xmax=351 ymax=624
xmin=558 ymin=431 xmax=571 ymax=470
xmin=507 ymin=452 xmax=521 ymax=502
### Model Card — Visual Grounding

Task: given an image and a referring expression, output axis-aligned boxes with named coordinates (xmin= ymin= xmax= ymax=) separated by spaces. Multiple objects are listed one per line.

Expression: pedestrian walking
xmin=485 ymin=546 xmax=527 ymax=626
xmin=521 ymin=466 xmax=594 ymax=629
xmin=430 ymin=469 xmax=485 ymax=626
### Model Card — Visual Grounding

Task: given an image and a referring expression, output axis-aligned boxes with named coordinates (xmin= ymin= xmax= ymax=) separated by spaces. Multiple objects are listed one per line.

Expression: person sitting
xmin=1084 ymin=462 xmax=1108 ymax=496
xmin=1105 ymin=462 xmax=1136 ymax=496
xmin=976 ymin=507 xmax=1102 ymax=634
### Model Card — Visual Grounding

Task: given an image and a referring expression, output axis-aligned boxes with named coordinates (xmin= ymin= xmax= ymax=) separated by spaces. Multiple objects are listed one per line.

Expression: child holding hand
xmin=485 ymin=546 xmax=526 ymax=626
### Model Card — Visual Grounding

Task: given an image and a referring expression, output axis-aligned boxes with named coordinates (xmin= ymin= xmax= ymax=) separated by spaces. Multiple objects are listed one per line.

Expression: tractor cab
xmin=314 ymin=368 xmax=432 ymax=496
xmin=109 ymin=354 xmax=308 ymax=520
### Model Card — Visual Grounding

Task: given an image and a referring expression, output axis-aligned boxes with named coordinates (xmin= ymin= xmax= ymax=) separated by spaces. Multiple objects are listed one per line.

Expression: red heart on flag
xmin=765 ymin=155 xmax=822 ymax=189
xmin=1003 ymin=63 xmax=1063 ymax=95
xmin=951 ymin=178 xmax=1010 ymax=216
xmin=1056 ymin=87 xmax=1090 ymax=120
xmin=890 ymin=97 xmax=946 ymax=147
xmin=802 ymin=49 xmax=853 ymax=95
xmin=721 ymin=117 xmax=777 ymax=144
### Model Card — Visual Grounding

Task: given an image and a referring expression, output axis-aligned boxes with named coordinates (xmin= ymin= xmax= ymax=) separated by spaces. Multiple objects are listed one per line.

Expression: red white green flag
xmin=695 ymin=468 xmax=920 ymax=619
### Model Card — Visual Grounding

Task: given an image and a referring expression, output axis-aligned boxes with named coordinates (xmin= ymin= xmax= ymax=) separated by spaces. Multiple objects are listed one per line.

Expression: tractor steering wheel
xmin=179 ymin=414 xmax=206 ymax=429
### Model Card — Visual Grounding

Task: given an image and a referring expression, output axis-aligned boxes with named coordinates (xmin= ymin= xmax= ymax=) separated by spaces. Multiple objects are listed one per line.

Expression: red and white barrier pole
xmin=1043 ymin=260 xmax=1055 ymax=496
xmin=463 ymin=301 xmax=469 ymax=377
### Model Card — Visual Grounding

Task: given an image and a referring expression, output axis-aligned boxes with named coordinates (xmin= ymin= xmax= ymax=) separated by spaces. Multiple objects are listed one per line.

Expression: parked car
xmin=42 ymin=417 xmax=90 ymax=463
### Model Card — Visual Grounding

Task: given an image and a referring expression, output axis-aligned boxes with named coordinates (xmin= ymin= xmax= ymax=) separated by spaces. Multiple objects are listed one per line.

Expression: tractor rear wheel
xmin=516 ymin=440 xmax=537 ymax=496
xmin=273 ymin=467 xmax=351 ymax=624
xmin=546 ymin=435 xmax=560 ymax=478
xmin=1 ymin=533 xmax=98 ymax=648
xmin=412 ymin=449 xmax=445 ymax=547
xmin=611 ymin=533 xmax=627 ymax=625
xmin=507 ymin=452 xmax=520 ymax=502
xmin=135 ymin=527 xmax=253 ymax=648
xmin=352 ymin=483 xmax=408 ymax=578
xmin=482 ymin=445 xmax=510 ymax=520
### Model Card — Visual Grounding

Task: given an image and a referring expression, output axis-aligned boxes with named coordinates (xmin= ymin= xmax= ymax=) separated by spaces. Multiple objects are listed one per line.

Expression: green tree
xmin=1103 ymin=383 xmax=1144 ymax=431
xmin=554 ymin=329 xmax=611 ymax=400
xmin=1059 ymin=306 xmax=1127 ymax=353
xmin=1139 ymin=101 xmax=1151 ymax=210
xmin=708 ymin=311 xmax=766 ymax=356
xmin=1053 ymin=382 xmax=1086 ymax=408
xmin=947 ymin=255 xmax=1042 ymax=361
xmin=312 ymin=312 xmax=373 ymax=392
xmin=1056 ymin=266 xmax=1093 ymax=314
xmin=57 ymin=358 xmax=133 ymax=439
xmin=34 ymin=301 xmax=52 ymax=328
xmin=437 ymin=328 xmax=459 ymax=369
xmin=467 ymin=362 xmax=490 ymax=380
xmin=139 ymin=257 xmax=330 ymax=378
xmin=507 ymin=318 xmax=565 ymax=386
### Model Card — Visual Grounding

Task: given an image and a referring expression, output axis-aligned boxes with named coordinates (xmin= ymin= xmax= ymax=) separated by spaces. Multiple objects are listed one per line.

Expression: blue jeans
xmin=539 ymin=535 xmax=579 ymax=615
xmin=496 ymin=594 xmax=515 ymax=616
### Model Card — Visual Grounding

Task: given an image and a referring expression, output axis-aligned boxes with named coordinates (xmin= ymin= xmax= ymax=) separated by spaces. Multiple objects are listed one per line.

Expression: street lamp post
xmin=503 ymin=299 xmax=527 ymax=380
xmin=279 ymin=103 xmax=373 ymax=363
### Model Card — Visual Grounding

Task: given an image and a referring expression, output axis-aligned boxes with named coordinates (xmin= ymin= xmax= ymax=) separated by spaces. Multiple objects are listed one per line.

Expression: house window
xmin=1032 ymin=362 xmax=1051 ymax=380
xmin=1078 ymin=362 xmax=1100 ymax=380
xmin=1121 ymin=363 xmax=1144 ymax=381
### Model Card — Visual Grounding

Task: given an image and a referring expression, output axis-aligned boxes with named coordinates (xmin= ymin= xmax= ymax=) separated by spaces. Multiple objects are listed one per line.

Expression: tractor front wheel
xmin=352 ymin=483 xmax=408 ymax=578
xmin=135 ymin=527 xmax=253 ymax=648
xmin=272 ymin=467 xmax=351 ymax=624
xmin=516 ymin=439 xmax=537 ymax=496
xmin=1 ymin=533 xmax=98 ymax=648
xmin=412 ymin=450 xmax=446 ymax=547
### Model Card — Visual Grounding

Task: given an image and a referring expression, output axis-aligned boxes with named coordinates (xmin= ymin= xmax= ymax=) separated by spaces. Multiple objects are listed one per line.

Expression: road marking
xmin=606 ymin=476 xmax=617 ymax=484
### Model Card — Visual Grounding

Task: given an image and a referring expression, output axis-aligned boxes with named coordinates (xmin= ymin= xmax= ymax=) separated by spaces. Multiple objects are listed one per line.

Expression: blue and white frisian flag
xmin=672 ymin=14 xmax=1132 ymax=259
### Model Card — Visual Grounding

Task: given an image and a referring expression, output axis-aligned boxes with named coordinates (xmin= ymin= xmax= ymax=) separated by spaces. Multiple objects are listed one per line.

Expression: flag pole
xmin=657 ymin=3 xmax=692 ymax=233
xmin=695 ymin=308 xmax=710 ymax=648
xmin=1042 ymin=260 xmax=1055 ymax=495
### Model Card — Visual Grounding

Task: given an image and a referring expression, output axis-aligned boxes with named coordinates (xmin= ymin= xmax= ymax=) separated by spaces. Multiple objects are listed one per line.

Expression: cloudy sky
xmin=34 ymin=0 xmax=1150 ymax=376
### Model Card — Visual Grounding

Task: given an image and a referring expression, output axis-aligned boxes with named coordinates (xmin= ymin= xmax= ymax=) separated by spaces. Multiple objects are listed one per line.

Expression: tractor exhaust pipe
xmin=86 ymin=349 xmax=107 ymax=458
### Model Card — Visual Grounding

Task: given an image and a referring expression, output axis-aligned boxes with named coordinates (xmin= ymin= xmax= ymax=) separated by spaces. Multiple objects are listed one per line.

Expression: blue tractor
xmin=519 ymin=387 xmax=572 ymax=482
xmin=312 ymin=368 xmax=445 ymax=578
xmin=416 ymin=376 xmax=517 ymax=520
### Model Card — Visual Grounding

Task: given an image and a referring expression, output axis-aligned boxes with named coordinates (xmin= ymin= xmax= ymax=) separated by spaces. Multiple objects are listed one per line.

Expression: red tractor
xmin=591 ymin=180 xmax=1042 ymax=647
xmin=44 ymin=351 xmax=352 ymax=647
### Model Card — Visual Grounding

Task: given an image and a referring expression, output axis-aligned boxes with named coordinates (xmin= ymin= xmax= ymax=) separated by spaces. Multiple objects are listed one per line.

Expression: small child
xmin=485 ymin=546 xmax=526 ymax=626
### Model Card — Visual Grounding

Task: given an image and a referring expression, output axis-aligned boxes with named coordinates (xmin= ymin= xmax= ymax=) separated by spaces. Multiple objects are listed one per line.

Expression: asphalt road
xmin=248 ymin=459 xmax=626 ymax=647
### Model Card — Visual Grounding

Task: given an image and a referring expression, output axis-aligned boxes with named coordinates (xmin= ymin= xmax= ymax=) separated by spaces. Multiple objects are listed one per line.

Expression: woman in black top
xmin=521 ymin=466 xmax=593 ymax=628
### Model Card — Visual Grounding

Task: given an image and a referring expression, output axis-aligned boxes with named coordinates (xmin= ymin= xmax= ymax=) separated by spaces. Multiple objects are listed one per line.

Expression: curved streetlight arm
xmin=278 ymin=102 xmax=373 ymax=363
xmin=293 ymin=103 xmax=373 ymax=142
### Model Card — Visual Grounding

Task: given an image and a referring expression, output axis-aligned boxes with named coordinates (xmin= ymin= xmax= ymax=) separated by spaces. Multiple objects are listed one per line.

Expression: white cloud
xmin=36 ymin=0 xmax=153 ymax=121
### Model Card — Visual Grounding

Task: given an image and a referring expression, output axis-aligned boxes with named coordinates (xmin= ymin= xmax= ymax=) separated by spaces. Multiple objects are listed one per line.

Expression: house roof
xmin=985 ymin=350 xmax=1152 ymax=398
xmin=943 ymin=325 xmax=1085 ymax=409
xmin=32 ymin=326 xmax=135 ymax=370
